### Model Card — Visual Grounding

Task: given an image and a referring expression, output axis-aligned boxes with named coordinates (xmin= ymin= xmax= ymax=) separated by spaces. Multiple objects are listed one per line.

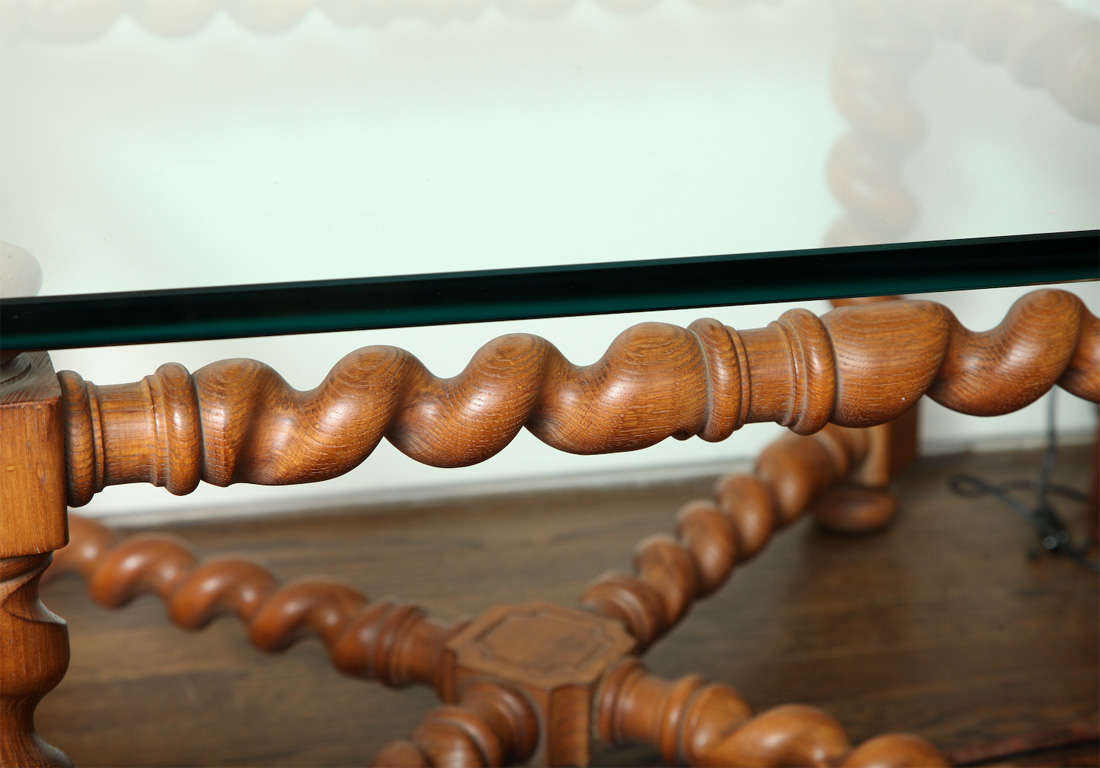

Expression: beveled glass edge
xmin=2 ymin=230 xmax=1097 ymax=351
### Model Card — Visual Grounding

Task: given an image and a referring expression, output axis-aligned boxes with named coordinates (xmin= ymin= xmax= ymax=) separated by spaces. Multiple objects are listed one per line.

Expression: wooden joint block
xmin=1 ymin=352 xmax=67 ymax=558
xmin=442 ymin=601 xmax=635 ymax=767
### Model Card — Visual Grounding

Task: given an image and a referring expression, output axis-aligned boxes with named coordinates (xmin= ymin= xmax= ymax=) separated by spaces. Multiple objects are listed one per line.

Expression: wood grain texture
xmin=44 ymin=516 xmax=461 ymax=694
xmin=0 ymin=555 xmax=70 ymax=768
xmin=596 ymin=659 xmax=947 ymax=767
xmin=372 ymin=682 xmax=538 ymax=768
xmin=45 ymin=425 xmax=986 ymax=767
xmin=439 ymin=603 xmax=634 ymax=766
xmin=34 ymin=446 xmax=1097 ymax=766
xmin=58 ymin=289 xmax=1099 ymax=507
xmin=826 ymin=298 xmax=919 ymax=489
xmin=47 ymin=426 xmax=940 ymax=767
xmin=0 ymin=352 xmax=71 ymax=767
xmin=581 ymin=425 xmax=875 ymax=649
xmin=0 ymin=352 xmax=67 ymax=557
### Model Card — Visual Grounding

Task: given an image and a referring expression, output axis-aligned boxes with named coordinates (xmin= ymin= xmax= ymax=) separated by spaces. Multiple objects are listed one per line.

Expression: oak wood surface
xmin=0 ymin=554 xmax=70 ymax=768
xmin=578 ymin=426 xmax=883 ymax=656
xmin=0 ymin=352 xmax=71 ymax=767
xmin=35 ymin=445 xmax=1098 ymax=767
xmin=439 ymin=602 xmax=633 ymax=767
xmin=57 ymin=289 xmax=1099 ymax=508
xmin=46 ymin=424 xmax=927 ymax=767
xmin=0 ymin=352 xmax=68 ymax=557
xmin=45 ymin=512 xmax=460 ymax=693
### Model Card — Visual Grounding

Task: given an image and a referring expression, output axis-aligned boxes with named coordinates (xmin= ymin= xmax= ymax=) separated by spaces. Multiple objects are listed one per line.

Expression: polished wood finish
xmin=441 ymin=603 xmax=634 ymax=766
xmin=1 ymin=352 xmax=68 ymax=557
xmin=0 ymin=353 xmax=70 ymax=767
xmin=0 ymin=555 xmax=70 ymax=768
xmin=824 ymin=0 xmax=925 ymax=533
xmin=2 ymin=4 xmax=1095 ymax=760
xmin=818 ymin=297 xmax=917 ymax=534
xmin=9 ymin=286 xmax=1097 ymax=765
xmin=57 ymin=289 xmax=1099 ymax=508
xmin=597 ymin=659 xmax=948 ymax=767
xmin=48 ymin=422 xmax=952 ymax=766
xmin=45 ymin=515 xmax=461 ymax=693
xmin=581 ymin=425 xmax=875 ymax=650
xmin=827 ymin=297 xmax=918 ymax=486
xmin=35 ymin=445 xmax=1097 ymax=766
xmin=372 ymin=683 xmax=539 ymax=768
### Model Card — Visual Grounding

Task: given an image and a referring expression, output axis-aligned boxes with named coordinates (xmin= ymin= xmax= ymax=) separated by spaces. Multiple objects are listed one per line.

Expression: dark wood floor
xmin=37 ymin=446 xmax=1099 ymax=767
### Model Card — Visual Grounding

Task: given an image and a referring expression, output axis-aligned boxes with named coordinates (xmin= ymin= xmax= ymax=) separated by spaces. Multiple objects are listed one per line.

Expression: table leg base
xmin=0 ymin=554 xmax=71 ymax=768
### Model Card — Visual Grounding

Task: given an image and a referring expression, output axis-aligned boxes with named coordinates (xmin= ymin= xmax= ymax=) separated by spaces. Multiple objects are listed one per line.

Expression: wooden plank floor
xmin=37 ymin=447 xmax=1099 ymax=767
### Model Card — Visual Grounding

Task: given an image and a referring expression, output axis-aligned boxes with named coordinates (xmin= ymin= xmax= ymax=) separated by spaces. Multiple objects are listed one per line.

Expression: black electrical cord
xmin=948 ymin=393 xmax=1099 ymax=573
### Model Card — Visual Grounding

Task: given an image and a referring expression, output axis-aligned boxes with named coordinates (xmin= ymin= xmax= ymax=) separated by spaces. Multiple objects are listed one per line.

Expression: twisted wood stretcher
xmin=47 ymin=421 xmax=924 ymax=767
xmin=4 ymin=287 xmax=1097 ymax=767
xmin=3 ymin=1 xmax=1098 ymax=763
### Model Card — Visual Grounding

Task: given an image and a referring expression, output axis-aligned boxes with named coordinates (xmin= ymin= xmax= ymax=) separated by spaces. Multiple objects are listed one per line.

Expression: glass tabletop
xmin=1 ymin=231 xmax=1097 ymax=350
xmin=1 ymin=0 xmax=1098 ymax=347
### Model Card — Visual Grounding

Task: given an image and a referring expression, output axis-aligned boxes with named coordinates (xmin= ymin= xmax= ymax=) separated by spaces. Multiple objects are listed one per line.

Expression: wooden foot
xmin=807 ymin=298 xmax=919 ymax=538
xmin=0 ymin=554 xmax=71 ymax=768
xmin=812 ymin=485 xmax=897 ymax=535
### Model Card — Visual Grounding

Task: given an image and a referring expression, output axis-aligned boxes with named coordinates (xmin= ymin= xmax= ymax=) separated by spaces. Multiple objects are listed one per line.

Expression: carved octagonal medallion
xmin=442 ymin=601 xmax=635 ymax=767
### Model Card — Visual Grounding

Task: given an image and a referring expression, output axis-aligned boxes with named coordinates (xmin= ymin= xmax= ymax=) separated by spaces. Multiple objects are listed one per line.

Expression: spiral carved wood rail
xmin=581 ymin=425 xmax=884 ymax=650
xmin=58 ymin=289 xmax=1100 ymax=508
xmin=376 ymin=658 xmax=949 ymax=767
xmin=45 ymin=515 xmax=463 ymax=693
xmin=596 ymin=660 xmax=947 ymax=768
xmin=48 ymin=417 xmax=951 ymax=766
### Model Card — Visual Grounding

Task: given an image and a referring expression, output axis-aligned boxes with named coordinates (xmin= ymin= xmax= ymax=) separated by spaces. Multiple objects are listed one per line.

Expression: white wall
xmin=1 ymin=1 xmax=1097 ymax=519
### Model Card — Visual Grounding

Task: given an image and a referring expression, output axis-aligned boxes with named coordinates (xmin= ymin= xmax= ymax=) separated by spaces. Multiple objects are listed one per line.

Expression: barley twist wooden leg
xmin=372 ymin=683 xmax=538 ymax=768
xmin=0 ymin=554 xmax=71 ymax=768
xmin=811 ymin=297 xmax=920 ymax=537
xmin=45 ymin=515 xmax=460 ymax=693
xmin=49 ymin=424 xmax=953 ymax=767
xmin=596 ymin=659 xmax=948 ymax=768
xmin=1 ymin=339 xmax=72 ymax=767
xmin=581 ymin=424 xmax=882 ymax=648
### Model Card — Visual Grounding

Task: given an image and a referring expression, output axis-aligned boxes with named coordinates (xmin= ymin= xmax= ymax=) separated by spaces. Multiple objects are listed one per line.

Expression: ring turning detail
xmin=49 ymin=417 xmax=949 ymax=767
xmin=45 ymin=516 xmax=461 ymax=693
xmin=57 ymin=289 xmax=1100 ymax=507
xmin=37 ymin=286 xmax=1098 ymax=767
